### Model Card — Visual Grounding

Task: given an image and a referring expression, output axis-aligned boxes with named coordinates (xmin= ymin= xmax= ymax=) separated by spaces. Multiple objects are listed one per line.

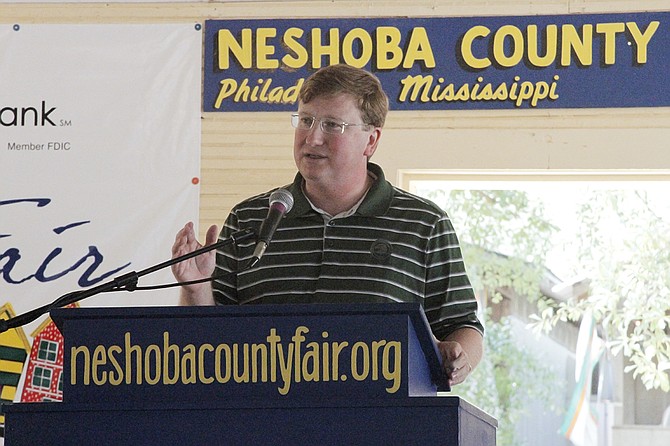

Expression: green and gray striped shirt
xmin=213 ymin=163 xmax=483 ymax=340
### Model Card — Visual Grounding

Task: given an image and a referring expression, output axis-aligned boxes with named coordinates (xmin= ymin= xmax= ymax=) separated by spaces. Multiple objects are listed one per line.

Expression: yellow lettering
xmin=474 ymin=81 xmax=493 ymax=100
xmin=251 ymin=343 xmax=268 ymax=382
xmin=92 ymin=345 xmax=107 ymax=385
xmin=515 ymin=81 xmax=534 ymax=107
xmin=162 ymin=331 xmax=179 ymax=385
xmin=509 ymin=76 xmax=521 ymax=100
xmin=550 ymin=75 xmax=560 ymax=100
xmin=398 ymin=74 xmax=433 ymax=102
xmin=403 ymin=27 xmax=436 ymax=69
xmin=71 ymin=346 xmax=90 ymax=385
xmin=302 ymin=342 xmax=320 ymax=382
xmin=493 ymin=82 xmax=509 ymax=100
xmin=125 ymin=332 xmax=142 ymax=385
xmin=215 ymin=343 xmax=232 ymax=383
xmin=455 ymin=83 xmax=469 ymax=101
xmin=493 ymin=25 xmax=524 ymax=68
xmin=370 ymin=340 xmax=386 ymax=381
xmin=440 ymin=83 xmax=456 ymax=101
xmin=282 ymin=27 xmax=308 ymax=69
xmin=181 ymin=344 xmax=197 ymax=384
xmin=311 ymin=28 xmax=340 ymax=68
xmin=266 ymin=328 xmax=280 ymax=383
xmin=331 ymin=341 xmax=348 ymax=381
xmin=376 ymin=27 xmax=403 ymax=69
xmin=277 ymin=343 xmax=293 ymax=395
xmin=398 ymin=73 xmax=559 ymax=107
xmin=527 ymin=24 xmax=558 ymax=68
xmin=460 ymin=25 xmax=491 ymax=69
xmin=282 ymin=79 xmax=303 ymax=104
xmin=350 ymin=342 xmax=370 ymax=381
xmin=108 ymin=345 xmax=123 ymax=385
xmin=596 ymin=23 xmax=626 ymax=65
xmin=233 ymin=344 xmax=250 ymax=384
xmin=234 ymin=78 xmax=254 ymax=102
xmin=561 ymin=24 xmax=593 ymax=67
xmin=321 ymin=332 xmax=330 ymax=382
xmin=292 ymin=326 xmax=308 ymax=383
xmin=214 ymin=79 xmax=238 ymax=109
xmin=627 ymin=21 xmax=659 ymax=64
xmin=198 ymin=344 xmax=214 ymax=384
xmin=217 ymin=28 xmax=253 ymax=69
xmin=66 ymin=326 xmax=408 ymax=397
xmin=382 ymin=341 xmax=402 ymax=393
xmin=144 ymin=345 xmax=161 ymax=385
xmin=256 ymin=28 xmax=279 ymax=69
xmin=530 ymin=81 xmax=550 ymax=107
xmin=342 ymin=28 xmax=373 ymax=68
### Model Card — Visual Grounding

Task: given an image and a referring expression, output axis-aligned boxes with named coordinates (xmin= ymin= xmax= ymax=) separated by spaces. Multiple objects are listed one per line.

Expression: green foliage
xmin=422 ymin=188 xmax=561 ymax=445
xmin=420 ymin=184 xmax=670 ymax=446
xmin=425 ymin=185 xmax=670 ymax=391
xmin=529 ymin=189 xmax=670 ymax=391
xmin=451 ymin=314 xmax=562 ymax=446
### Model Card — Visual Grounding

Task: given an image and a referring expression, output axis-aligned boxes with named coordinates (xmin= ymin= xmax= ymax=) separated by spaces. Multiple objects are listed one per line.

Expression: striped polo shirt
xmin=213 ymin=163 xmax=483 ymax=340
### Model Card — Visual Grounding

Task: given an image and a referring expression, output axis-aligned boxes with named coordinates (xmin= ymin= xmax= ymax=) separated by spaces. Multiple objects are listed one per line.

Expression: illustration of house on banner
xmin=0 ymin=302 xmax=32 ymax=437
xmin=20 ymin=303 xmax=79 ymax=403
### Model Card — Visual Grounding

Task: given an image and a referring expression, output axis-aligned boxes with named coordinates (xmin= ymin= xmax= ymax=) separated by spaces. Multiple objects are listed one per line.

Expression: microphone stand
xmin=0 ymin=228 xmax=255 ymax=334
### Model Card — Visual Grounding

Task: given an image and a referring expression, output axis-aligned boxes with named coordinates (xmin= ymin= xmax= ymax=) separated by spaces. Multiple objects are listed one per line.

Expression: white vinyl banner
xmin=0 ymin=24 xmax=201 ymax=335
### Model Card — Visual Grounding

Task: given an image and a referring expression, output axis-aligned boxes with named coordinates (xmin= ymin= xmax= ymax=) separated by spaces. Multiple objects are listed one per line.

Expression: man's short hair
xmin=299 ymin=64 xmax=389 ymax=128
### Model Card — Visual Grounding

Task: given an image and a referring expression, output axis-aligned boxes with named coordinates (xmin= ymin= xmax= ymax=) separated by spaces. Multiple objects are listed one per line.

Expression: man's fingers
xmin=205 ymin=224 xmax=219 ymax=245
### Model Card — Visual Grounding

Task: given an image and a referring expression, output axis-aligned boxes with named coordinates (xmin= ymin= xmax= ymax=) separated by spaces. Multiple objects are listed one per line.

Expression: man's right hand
xmin=171 ymin=222 xmax=219 ymax=305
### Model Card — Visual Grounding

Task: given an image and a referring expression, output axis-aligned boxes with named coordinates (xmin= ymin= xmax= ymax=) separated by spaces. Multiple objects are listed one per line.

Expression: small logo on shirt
xmin=370 ymin=239 xmax=392 ymax=261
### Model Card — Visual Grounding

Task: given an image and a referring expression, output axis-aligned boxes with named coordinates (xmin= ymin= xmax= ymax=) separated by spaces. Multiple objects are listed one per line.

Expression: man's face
xmin=293 ymin=93 xmax=380 ymax=191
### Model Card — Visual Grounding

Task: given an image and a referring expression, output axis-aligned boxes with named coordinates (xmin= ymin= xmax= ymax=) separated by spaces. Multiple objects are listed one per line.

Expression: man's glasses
xmin=291 ymin=113 xmax=370 ymax=135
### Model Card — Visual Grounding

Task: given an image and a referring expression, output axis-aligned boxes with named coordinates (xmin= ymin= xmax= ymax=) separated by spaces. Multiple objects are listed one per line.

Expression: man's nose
xmin=305 ymin=123 xmax=326 ymax=144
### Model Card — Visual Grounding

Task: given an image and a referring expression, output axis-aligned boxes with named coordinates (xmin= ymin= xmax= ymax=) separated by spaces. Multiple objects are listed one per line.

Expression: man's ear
xmin=364 ymin=128 xmax=382 ymax=158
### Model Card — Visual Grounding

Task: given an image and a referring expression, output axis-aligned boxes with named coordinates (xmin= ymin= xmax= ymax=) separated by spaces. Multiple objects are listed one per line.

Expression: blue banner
xmin=53 ymin=304 xmax=441 ymax=404
xmin=203 ymin=13 xmax=668 ymax=111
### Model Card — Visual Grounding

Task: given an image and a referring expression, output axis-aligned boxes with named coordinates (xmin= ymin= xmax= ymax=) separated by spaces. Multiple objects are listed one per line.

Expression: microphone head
xmin=269 ymin=188 xmax=294 ymax=213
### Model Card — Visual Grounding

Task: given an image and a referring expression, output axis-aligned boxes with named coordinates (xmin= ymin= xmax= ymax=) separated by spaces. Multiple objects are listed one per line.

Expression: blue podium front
xmin=3 ymin=303 xmax=497 ymax=445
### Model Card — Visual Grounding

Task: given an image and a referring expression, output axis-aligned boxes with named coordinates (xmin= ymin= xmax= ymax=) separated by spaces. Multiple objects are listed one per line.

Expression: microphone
xmin=249 ymin=188 xmax=294 ymax=267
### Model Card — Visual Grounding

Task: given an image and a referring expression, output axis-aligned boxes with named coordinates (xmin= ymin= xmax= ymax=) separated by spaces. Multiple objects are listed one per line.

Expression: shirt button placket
xmin=323 ymin=220 xmax=336 ymax=253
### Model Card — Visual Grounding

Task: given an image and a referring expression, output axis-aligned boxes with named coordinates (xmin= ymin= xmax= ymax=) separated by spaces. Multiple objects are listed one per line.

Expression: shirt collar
xmin=286 ymin=162 xmax=393 ymax=219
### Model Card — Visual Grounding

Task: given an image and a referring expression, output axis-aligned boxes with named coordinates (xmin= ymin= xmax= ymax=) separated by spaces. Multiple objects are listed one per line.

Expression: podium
xmin=3 ymin=303 xmax=496 ymax=445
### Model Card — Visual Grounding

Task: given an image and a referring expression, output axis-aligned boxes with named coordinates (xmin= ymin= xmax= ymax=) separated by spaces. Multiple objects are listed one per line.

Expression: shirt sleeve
xmin=423 ymin=214 xmax=484 ymax=340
